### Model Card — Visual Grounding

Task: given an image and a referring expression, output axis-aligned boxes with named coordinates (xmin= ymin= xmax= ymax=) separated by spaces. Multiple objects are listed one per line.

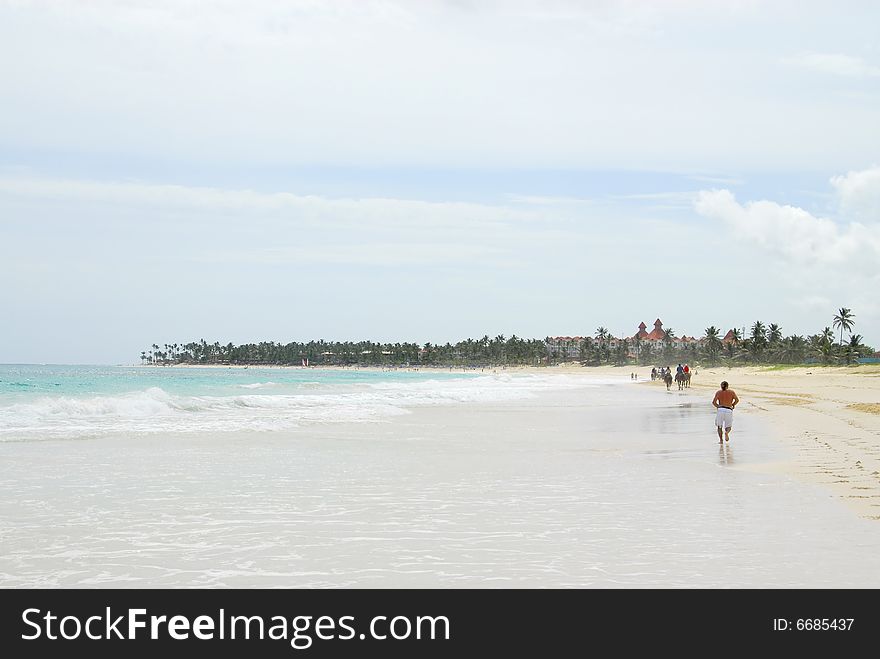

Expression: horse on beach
xmin=663 ymin=372 xmax=673 ymax=390
xmin=674 ymin=371 xmax=690 ymax=390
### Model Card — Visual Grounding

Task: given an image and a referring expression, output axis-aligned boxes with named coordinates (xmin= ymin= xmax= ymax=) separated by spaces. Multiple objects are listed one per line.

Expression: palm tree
xmin=750 ymin=321 xmax=767 ymax=347
xmin=767 ymin=323 xmax=783 ymax=346
xmin=845 ymin=334 xmax=865 ymax=365
xmin=812 ymin=327 xmax=836 ymax=364
xmin=579 ymin=337 xmax=596 ymax=364
xmin=593 ymin=328 xmax=610 ymax=363
xmin=613 ymin=338 xmax=629 ymax=365
xmin=703 ymin=326 xmax=722 ymax=364
xmin=832 ymin=308 xmax=855 ymax=348
xmin=747 ymin=321 xmax=767 ymax=362
xmin=773 ymin=335 xmax=806 ymax=364
xmin=661 ymin=326 xmax=676 ymax=362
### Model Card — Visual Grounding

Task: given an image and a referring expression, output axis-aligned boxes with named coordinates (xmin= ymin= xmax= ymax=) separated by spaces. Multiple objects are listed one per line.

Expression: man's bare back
xmin=712 ymin=381 xmax=739 ymax=443
xmin=713 ymin=388 xmax=738 ymax=409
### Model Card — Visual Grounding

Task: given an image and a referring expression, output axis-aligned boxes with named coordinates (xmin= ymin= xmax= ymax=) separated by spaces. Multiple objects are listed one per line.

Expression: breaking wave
xmin=0 ymin=374 xmax=603 ymax=441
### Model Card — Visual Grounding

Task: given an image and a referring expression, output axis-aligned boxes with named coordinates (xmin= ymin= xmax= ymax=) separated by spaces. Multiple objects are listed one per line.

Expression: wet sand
xmin=651 ymin=364 xmax=880 ymax=519
xmin=2 ymin=377 xmax=879 ymax=588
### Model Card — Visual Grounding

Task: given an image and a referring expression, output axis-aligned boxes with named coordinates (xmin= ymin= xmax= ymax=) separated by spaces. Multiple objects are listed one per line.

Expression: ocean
xmin=2 ymin=365 xmax=879 ymax=588
xmin=0 ymin=364 xmax=588 ymax=442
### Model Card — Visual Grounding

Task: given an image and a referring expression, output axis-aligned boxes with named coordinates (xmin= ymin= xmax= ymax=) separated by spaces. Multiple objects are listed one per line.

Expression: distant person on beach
xmin=683 ymin=364 xmax=689 ymax=374
xmin=712 ymin=381 xmax=739 ymax=443
xmin=676 ymin=363 xmax=683 ymax=375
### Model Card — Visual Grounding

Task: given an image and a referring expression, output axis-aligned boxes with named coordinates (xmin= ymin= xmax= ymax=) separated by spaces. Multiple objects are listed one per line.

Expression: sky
xmin=1 ymin=0 xmax=879 ymax=364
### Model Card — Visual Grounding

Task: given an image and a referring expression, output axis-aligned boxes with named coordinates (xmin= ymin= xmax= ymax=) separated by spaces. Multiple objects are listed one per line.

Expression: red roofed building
xmin=645 ymin=319 xmax=668 ymax=342
xmin=722 ymin=329 xmax=737 ymax=344
xmin=632 ymin=320 xmax=707 ymax=357
xmin=546 ymin=320 xmax=714 ymax=362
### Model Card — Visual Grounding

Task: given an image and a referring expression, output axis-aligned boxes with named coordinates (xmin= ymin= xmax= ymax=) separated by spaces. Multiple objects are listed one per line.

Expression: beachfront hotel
xmin=546 ymin=319 xmax=707 ymax=360
xmin=633 ymin=318 xmax=700 ymax=350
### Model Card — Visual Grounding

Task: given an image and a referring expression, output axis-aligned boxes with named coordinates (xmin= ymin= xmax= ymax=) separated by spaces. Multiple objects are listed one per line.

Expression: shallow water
xmin=1 ymin=374 xmax=878 ymax=588
xmin=0 ymin=365 xmax=589 ymax=440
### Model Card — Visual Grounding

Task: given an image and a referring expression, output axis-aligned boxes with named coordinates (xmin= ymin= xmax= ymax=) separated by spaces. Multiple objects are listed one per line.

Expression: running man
xmin=712 ymin=380 xmax=739 ymax=443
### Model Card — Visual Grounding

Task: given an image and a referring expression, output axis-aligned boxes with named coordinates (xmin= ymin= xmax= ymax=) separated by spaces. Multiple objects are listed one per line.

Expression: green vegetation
xmin=140 ymin=310 xmax=874 ymax=368
xmin=699 ymin=308 xmax=873 ymax=367
xmin=138 ymin=336 xmax=549 ymax=367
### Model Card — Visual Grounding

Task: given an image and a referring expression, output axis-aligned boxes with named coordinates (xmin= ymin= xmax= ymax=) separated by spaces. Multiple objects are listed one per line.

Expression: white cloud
xmin=0 ymin=175 xmax=536 ymax=231
xmin=830 ymin=165 xmax=880 ymax=220
xmin=694 ymin=180 xmax=880 ymax=343
xmin=788 ymin=52 xmax=880 ymax=78
xmin=505 ymin=194 xmax=595 ymax=207
xmin=610 ymin=191 xmax=699 ymax=204
xmin=693 ymin=188 xmax=880 ymax=269
xmin=687 ymin=175 xmax=745 ymax=186
xmin=195 ymin=242 xmax=508 ymax=267
xmin=3 ymin=1 xmax=880 ymax=171
xmin=0 ymin=174 xmax=581 ymax=273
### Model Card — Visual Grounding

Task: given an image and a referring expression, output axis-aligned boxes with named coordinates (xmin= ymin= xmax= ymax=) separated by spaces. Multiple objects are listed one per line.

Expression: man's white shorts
xmin=715 ymin=407 xmax=733 ymax=429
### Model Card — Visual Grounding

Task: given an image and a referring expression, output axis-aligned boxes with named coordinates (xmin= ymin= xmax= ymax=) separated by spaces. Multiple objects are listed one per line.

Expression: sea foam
xmin=0 ymin=373 xmax=601 ymax=441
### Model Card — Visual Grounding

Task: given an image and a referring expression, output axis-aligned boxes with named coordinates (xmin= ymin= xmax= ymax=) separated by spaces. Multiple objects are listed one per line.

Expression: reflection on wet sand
xmin=719 ymin=443 xmax=734 ymax=466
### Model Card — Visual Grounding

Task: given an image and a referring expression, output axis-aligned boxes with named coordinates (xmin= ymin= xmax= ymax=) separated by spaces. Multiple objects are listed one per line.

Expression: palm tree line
xmin=140 ymin=309 xmax=873 ymax=368
xmin=700 ymin=308 xmax=872 ymax=366
xmin=139 ymin=335 xmax=549 ymax=367
xmin=576 ymin=325 xmax=703 ymax=367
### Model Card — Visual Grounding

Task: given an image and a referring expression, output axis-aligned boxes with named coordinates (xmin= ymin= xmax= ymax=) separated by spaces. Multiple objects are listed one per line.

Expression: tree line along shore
xmin=140 ymin=309 xmax=875 ymax=369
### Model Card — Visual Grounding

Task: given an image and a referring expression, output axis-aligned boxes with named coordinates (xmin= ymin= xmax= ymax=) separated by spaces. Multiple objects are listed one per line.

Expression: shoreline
xmin=636 ymin=365 xmax=880 ymax=519
xmin=130 ymin=362 xmax=586 ymax=371
xmin=70 ymin=362 xmax=880 ymax=519
xmin=15 ymin=361 xmax=880 ymax=520
xmin=3 ymin=365 xmax=879 ymax=586
xmin=4 ymin=377 xmax=878 ymax=587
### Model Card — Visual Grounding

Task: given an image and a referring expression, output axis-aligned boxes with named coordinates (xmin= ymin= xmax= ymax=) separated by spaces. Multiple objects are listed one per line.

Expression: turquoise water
xmin=0 ymin=364 xmax=586 ymax=441
xmin=3 ymin=366 xmax=880 ymax=587
xmin=0 ymin=364 xmax=475 ymax=400
xmin=2 ymin=377 xmax=880 ymax=588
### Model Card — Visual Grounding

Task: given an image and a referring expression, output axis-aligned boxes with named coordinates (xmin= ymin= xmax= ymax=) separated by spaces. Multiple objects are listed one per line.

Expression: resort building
xmin=546 ymin=319 xmax=710 ymax=361
xmin=637 ymin=318 xmax=668 ymax=344
xmin=545 ymin=336 xmax=586 ymax=360
xmin=631 ymin=319 xmax=704 ymax=356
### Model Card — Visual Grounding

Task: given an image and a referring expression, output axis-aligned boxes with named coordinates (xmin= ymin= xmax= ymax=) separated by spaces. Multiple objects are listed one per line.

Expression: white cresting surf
xmin=2 ymin=365 xmax=879 ymax=588
xmin=0 ymin=364 xmax=600 ymax=441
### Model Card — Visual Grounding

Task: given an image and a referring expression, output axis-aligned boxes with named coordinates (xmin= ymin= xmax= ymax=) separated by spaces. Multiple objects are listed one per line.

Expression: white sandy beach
xmin=2 ymin=365 xmax=879 ymax=588
xmin=647 ymin=364 xmax=880 ymax=519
